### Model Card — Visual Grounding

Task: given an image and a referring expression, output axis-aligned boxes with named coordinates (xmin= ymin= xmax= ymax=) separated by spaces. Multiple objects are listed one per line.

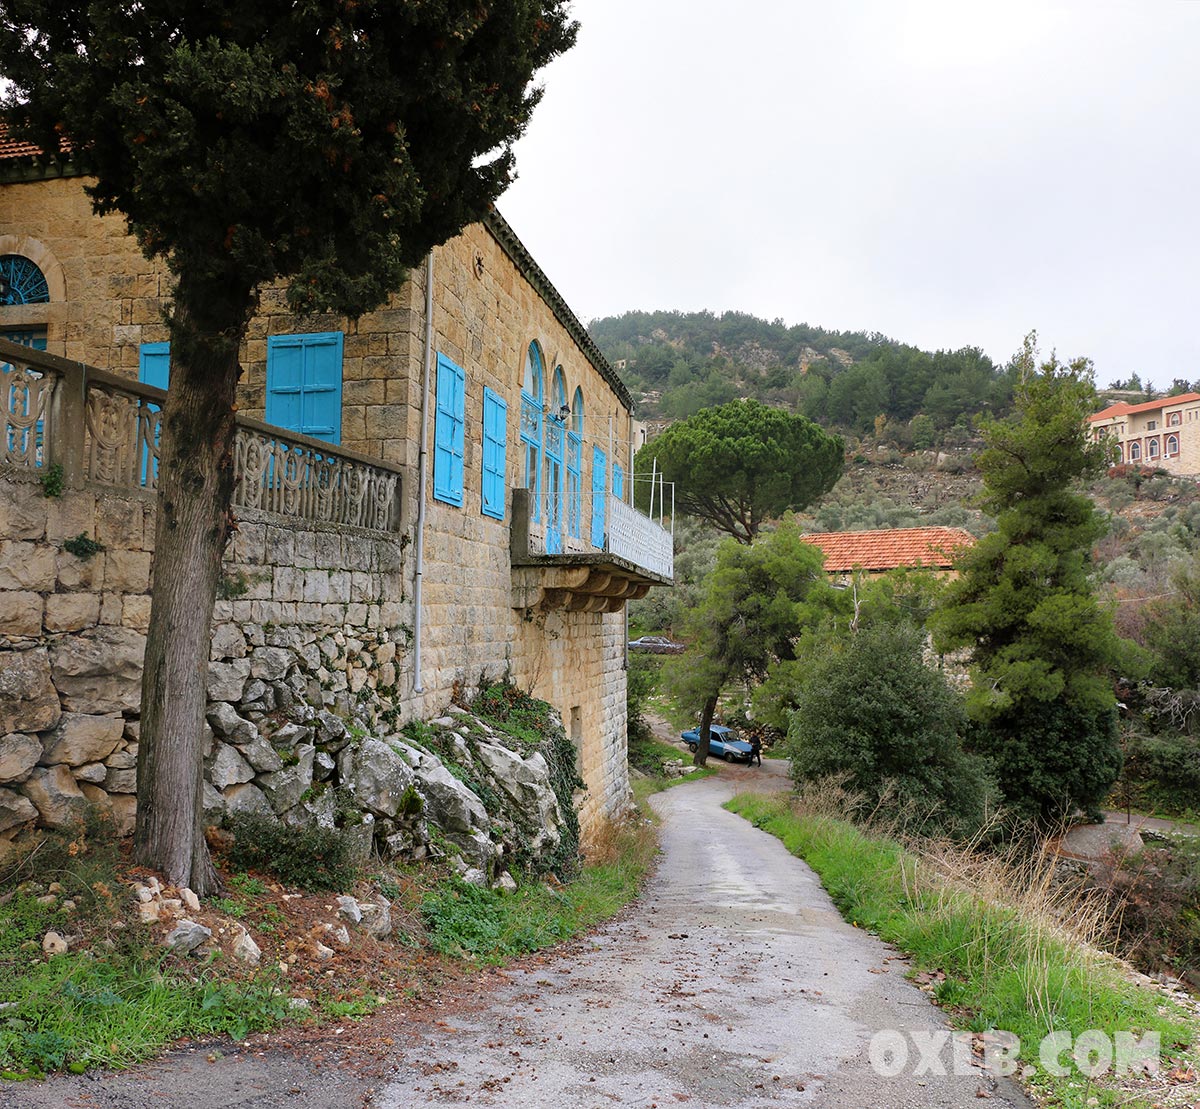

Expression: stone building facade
xmin=1087 ymin=392 xmax=1200 ymax=476
xmin=0 ymin=151 xmax=672 ymax=844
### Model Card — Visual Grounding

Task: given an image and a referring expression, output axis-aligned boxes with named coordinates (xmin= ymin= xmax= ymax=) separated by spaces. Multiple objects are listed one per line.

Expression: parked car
xmin=680 ymin=724 xmax=754 ymax=763
xmin=627 ymin=635 xmax=684 ymax=654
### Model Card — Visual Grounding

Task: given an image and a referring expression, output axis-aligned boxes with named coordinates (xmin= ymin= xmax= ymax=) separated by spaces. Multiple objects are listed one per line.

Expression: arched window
xmin=543 ymin=366 xmax=568 ymax=552
xmin=567 ymin=386 xmax=584 ymax=540
xmin=1167 ymin=434 xmax=1180 ymax=457
xmin=1129 ymin=441 xmax=1141 ymax=461
xmin=520 ymin=342 xmax=544 ymax=520
xmin=0 ymin=255 xmax=50 ymax=305
xmin=1148 ymin=438 xmax=1160 ymax=461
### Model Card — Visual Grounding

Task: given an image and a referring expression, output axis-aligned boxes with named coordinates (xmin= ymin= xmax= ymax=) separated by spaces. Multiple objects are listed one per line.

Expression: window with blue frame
xmin=0 ymin=255 xmax=50 ymax=306
xmin=265 ymin=332 xmax=343 ymax=443
xmin=433 ymin=352 xmax=466 ymax=506
xmin=567 ymin=386 xmax=583 ymax=539
xmin=520 ymin=342 xmax=544 ymax=521
xmin=591 ymin=444 xmax=607 ymax=549
xmin=481 ymin=387 xmax=507 ymax=519
xmin=137 ymin=342 xmax=170 ymax=484
xmin=612 ymin=460 xmax=625 ymax=502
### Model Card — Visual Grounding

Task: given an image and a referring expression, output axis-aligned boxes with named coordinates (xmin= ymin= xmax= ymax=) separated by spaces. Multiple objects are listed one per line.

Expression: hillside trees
xmin=0 ymin=0 xmax=576 ymax=892
xmin=634 ymin=400 xmax=843 ymax=543
xmin=929 ymin=339 xmax=1124 ymax=824
xmin=665 ymin=517 xmax=831 ymax=765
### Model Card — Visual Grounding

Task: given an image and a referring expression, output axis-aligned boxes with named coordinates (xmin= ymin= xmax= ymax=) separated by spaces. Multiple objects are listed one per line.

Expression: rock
xmin=494 ymin=872 xmax=518 ymax=893
xmin=41 ymin=712 xmax=125 ymax=767
xmin=137 ymin=900 xmax=161 ymax=923
xmin=104 ymin=746 xmax=138 ymax=770
xmin=347 ymin=739 xmax=418 ymax=820
xmin=180 ymin=887 xmax=200 ymax=913
xmin=134 ymin=885 xmax=154 ymax=903
xmin=332 ymin=925 xmax=350 ymax=946
xmin=73 ymin=762 xmax=107 ymax=784
xmin=475 ymin=742 xmax=563 ymax=848
xmin=36 ymin=893 xmax=56 ymax=907
xmin=287 ymin=997 xmax=311 ymax=1011
xmin=109 ymin=794 xmax=136 ymax=837
xmin=462 ymin=867 xmax=488 ymax=887
xmin=239 ymin=678 xmax=272 ymax=707
xmin=102 ymin=767 xmax=137 ymax=794
xmin=210 ymin=622 xmax=247 ymax=660
xmin=42 ymin=931 xmax=68 ymax=955
xmin=0 ymin=647 xmax=60 ymax=734
xmin=413 ymin=760 xmax=488 ymax=835
xmin=250 ymin=646 xmax=292 ymax=681
xmin=313 ymin=942 xmax=335 ymax=961
xmin=271 ymin=722 xmax=312 ymax=751
xmin=164 ymin=919 xmax=211 ymax=954
xmin=236 ymin=732 xmax=284 ymax=773
xmin=206 ymin=659 xmax=251 ymax=702
xmin=0 ymin=733 xmax=42 ymax=784
xmin=315 ymin=710 xmax=350 ymax=748
xmin=232 ymin=928 xmax=261 ymax=965
xmin=221 ymin=782 xmax=274 ymax=819
xmin=445 ymin=828 xmax=495 ymax=872
xmin=282 ymin=787 xmax=336 ymax=831
xmin=335 ymin=895 xmax=362 ymax=924
xmin=19 ymin=765 xmax=88 ymax=829
xmin=201 ymin=781 xmax=225 ymax=823
xmin=206 ymin=702 xmax=257 ymax=744
xmin=258 ymin=744 xmax=315 ymax=814
xmin=358 ymin=899 xmax=392 ymax=938
xmin=313 ymin=751 xmax=336 ymax=781
xmin=208 ymin=743 xmax=255 ymax=789
xmin=49 ymin=627 xmax=146 ymax=713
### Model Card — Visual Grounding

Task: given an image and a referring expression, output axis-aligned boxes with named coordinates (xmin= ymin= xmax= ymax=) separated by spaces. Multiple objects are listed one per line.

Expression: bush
xmin=225 ymin=813 xmax=361 ymax=891
xmin=788 ymin=623 xmax=993 ymax=837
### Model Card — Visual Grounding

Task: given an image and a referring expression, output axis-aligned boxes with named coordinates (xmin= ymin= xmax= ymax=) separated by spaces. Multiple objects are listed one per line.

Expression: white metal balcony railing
xmin=525 ymin=489 xmax=674 ymax=580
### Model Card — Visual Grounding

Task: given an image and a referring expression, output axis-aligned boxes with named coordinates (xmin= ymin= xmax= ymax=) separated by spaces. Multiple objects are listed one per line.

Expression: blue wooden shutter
xmin=138 ymin=342 xmax=171 ymax=390
xmin=434 ymin=353 xmax=466 ymax=505
xmin=266 ymin=332 xmax=343 ymax=443
xmin=612 ymin=461 xmax=625 ymax=502
xmin=591 ymin=445 xmax=607 ymax=549
xmin=481 ymin=387 xmax=507 ymax=519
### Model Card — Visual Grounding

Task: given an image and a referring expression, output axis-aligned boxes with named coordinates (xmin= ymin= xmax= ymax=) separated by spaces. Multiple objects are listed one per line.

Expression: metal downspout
xmin=413 ymin=251 xmax=435 ymax=694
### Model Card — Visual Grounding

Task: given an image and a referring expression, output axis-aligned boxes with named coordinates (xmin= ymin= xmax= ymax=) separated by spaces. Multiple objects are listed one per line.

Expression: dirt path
xmin=11 ymin=771 xmax=1032 ymax=1108
xmin=374 ymin=773 xmax=1031 ymax=1108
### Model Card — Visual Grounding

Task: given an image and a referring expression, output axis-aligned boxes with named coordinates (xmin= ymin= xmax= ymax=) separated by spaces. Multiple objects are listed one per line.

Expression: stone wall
xmin=0 ymin=175 xmax=645 ymax=843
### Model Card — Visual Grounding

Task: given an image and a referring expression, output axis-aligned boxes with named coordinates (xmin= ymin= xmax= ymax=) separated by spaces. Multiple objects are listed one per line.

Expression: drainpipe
xmin=412 ymin=250 xmax=435 ymax=694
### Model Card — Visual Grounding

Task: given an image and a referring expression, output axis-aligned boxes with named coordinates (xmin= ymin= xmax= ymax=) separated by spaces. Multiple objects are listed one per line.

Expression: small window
xmin=481 ymin=387 xmax=507 ymax=520
xmin=266 ymin=332 xmax=343 ymax=443
xmin=1167 ymin=434 xmax=1180 ymax=457
xmin=1146 ymin=420 xmax=1157 ymax=431
xmin=0 ymin=255 xmax=49 ymax=305
xmin=433 ymin=353 xmax=465 ymax=506
xmin=1148 ymin=439 xmax=1160 ymax=460
xmin=1130 ymin=441 xmax=1142 ymax=461
xmin=1169 ymin=412 xmax=1182 ymax=426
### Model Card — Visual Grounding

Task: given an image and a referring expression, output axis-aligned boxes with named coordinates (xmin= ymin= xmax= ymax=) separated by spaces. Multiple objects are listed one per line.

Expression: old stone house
xmin=0 ymin=134 xmax=673 ymax=853
xmin=1087 ymin=393 xmax=1200 ymax=475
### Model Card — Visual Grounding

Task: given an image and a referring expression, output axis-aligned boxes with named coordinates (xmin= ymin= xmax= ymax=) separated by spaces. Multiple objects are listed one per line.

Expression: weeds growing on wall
xmin=472 ymin=681 xmax=584 ymax=879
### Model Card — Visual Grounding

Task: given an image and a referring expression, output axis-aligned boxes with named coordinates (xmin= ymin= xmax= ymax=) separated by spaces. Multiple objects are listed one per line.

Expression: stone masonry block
xmin=44 ymin=592 xmax=100 ymax=633
xmin=0 ymin=541 xmax=56 ymax=591
xmin=104 ymin=550 xmax=151 ymax=593
xmin=0 ymin=481 xmax=48 ymax=540
xmin=45 ymin=491 xmax=96 ymax=543
xmin=94 ymin=498 xmax=144 ymax=549
xmin=57 ymin=550 xmax=103 ymax=591
xmin=0 ymin=589 xmax=42 ymax=636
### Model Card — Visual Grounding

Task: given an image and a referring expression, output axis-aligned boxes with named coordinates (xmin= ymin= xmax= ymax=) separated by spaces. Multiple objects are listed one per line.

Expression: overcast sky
xmin=499 ymin=1 xmax=1200 ymax=389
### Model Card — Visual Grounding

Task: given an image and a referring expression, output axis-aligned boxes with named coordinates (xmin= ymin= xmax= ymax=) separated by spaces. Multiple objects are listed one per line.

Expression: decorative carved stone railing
xmin=0 ymin=338 xmax=402 ymax=534
xmin=511 ymin=487 xmax=673 ymax=613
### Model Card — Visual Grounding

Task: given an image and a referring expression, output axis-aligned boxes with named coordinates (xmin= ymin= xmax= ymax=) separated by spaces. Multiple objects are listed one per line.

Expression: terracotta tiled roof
xmin=800 ymin=526 xmax=975 ymax=573
xmin=0 ymin=121 xmax=43 ymax=161
xmin=1088 ymin=393 xmax=1200 ymax=422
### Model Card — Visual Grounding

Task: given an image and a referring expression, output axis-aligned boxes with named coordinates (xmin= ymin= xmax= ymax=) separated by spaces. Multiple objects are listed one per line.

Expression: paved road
xmin=377 ymin=771 xmax=1032 ymax=1108
xmin=10 ymin=768 xmax=1032 ymax=1108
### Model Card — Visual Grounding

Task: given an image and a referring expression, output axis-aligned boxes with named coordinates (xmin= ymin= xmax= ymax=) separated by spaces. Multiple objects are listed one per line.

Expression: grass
xmin=725 ymin=791 xmax=1198 ymax=1108
xmin=420 ymin=814 xmax=657 ymax=963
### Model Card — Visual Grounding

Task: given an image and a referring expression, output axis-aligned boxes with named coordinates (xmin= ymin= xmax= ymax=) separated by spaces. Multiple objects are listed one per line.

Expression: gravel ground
xmin=8 ymin=764 xmax=1033 ymax=1109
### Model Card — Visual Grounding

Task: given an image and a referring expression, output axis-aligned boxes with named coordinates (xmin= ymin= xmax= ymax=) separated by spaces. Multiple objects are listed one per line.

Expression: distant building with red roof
xmin=800 ymin=526 xmax=975 ymax=578
xmin=1087 ymin=393 xmax=1200 ymax=475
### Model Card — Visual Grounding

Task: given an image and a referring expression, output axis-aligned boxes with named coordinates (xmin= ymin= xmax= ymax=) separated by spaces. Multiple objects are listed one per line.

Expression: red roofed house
xmin=800 ymin=526 xmax=976 ymax=579
xmin=1087 ymin=393 xmax=1200 ymax=475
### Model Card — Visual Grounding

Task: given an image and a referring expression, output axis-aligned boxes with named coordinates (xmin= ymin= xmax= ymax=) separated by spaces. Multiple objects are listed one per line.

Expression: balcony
xmin=510 ymin=487 xmax=674 ymax=613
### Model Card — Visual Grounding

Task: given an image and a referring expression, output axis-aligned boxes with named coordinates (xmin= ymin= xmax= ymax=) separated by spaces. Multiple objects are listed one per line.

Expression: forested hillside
xmin=590 ymin=309 xmax=1018 ymax=436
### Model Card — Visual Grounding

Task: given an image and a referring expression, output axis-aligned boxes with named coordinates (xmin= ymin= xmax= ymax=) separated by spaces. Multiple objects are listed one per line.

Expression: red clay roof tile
xmin=1088 ymin=393 xmax=1200 ymax=422
xmin=800 ymin=526 xmax=975 ymax=573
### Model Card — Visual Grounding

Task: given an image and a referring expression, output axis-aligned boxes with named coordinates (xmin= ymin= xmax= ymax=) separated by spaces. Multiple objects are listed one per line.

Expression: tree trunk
xmin=693 ymin=694 xmax=718 ymax=768
xmin=134 ymin=300 xmax=243 ymax=896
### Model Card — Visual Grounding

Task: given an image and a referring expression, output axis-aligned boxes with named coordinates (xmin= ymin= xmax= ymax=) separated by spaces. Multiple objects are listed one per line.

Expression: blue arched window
xmin=0 ymin=256 xmax=49 ymax=305
xmin=543 ymin=367 xmax=568 ymax=552
xmin=566 ymin=386 xmax=584 ymax=539
xmin=520 ymin=342 xmax=544 ymax=520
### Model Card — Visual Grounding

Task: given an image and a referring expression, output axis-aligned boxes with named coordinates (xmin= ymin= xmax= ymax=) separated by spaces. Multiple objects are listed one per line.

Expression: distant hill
xmin=589 ymin=309 xmax=1017 ymax=441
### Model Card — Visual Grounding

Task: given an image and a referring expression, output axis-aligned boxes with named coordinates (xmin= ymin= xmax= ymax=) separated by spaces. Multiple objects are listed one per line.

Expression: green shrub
xmin=788 ymin=622 xmax=994 ymax=838
xmin=225 ymin=813 xmax=361 ymax=891
xmin=63 ymin=533 xmax=105 ymax=560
